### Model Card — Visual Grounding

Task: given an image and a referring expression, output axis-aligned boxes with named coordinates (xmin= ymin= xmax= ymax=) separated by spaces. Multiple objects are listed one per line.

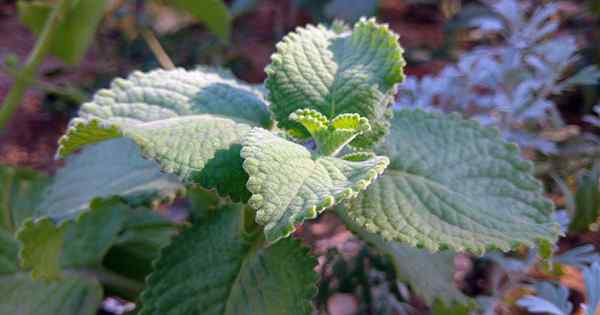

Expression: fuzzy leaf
xmin=241 ymin=128 xmax=389 ymax=243
xmin=40 ymin=139 xmax=182 ymax=223
xmin=64 ymin=68 xmax=271 ymax=135
xmin=139 ymin=205 xmax=317 ymax=315
xmin=266 ymin=18 xmax=405 ymax=148
xmin=59 ymin=116 xmax=251 ymax=201
xmin=0 ymin=166 xmax=49 ymax=230
xmin=345 ymin=110 xmax=559 ymax=254
xmin=0 ymin=273 xmax=102 ymax=315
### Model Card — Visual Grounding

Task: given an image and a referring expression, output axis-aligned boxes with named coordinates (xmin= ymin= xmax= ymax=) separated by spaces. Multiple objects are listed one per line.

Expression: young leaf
xmin=139 ymin=205 xmax=318 ymax=315
xmin=265 ymin=18 xmax=405 ymax=148
xmin=59 ymin=116 xmax=252 ymax=201
xmin=40 ymin=139 xmax=182 ymax=223
xmin=344 ymin=109 xmax=559 ymax=254
xmin=69 ymin=68 xmax=271 ymax=131
xmin=241 ymin=128 xmax=389 ymax=243
xmin=0 ymin=166 xmax=49 ymax=231
xmin=17 ymin=0 xmax=107 ymax=64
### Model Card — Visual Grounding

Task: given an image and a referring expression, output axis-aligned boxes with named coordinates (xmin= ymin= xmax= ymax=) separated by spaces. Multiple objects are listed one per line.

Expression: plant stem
xmin=0 ymin=0 xmax=72 ymax=130
xmin=141 ymin=28 xmax=175 ymax=70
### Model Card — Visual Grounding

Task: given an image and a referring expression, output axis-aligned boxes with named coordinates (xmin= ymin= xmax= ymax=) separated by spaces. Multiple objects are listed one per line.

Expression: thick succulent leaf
xmin=241 ymin=128 xmax=389 ymax=243
xmin=64 ymin=68 xmax=271 ymax=133
xmin=139 ymin=205 xmax=318 ymax=315
xmin=265 ymin=18 xmax=405 ymax=147
xmin=59 ymin=116 xmax=251 ymax=201
xmin=345 ymin=109 xmax=559 ymax=254
xmin=17 ymin=198 xmax=130 ymax=280
xmin=0 ymin=166 xmax=49 ymax=230
xmin=0 ymin=273 xmax=102 ymax=315
xmin=39 ymin=139 xmax=182 ymax=223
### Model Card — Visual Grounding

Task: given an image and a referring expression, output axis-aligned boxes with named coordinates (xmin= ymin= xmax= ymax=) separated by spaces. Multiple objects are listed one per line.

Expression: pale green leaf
xmin=241 ymin=128 xmax=389 ymax=243
xmin=168 ymin=0 xmax=232 ymax=42
xmin=345 ymin=110 xmax=559 ymax=254
xmin=139 ymin=205 xmax=318 ymax=315
xmin=59 ymin=116 xmax=252 ymax=201
xmin=68 ymin=68 xmax=271 ymax=132
xmin=40 ymin=139 xmax=182 ymax=223
xmin=0 ymin=166 xmax=49 ymax=231
xmin=0 ymin=273 xmax=102 ymax=315
xmin=265 ymin=18 xmax=405 ymax=147
xmin=17 ymin=0 xmax=107 ymax=64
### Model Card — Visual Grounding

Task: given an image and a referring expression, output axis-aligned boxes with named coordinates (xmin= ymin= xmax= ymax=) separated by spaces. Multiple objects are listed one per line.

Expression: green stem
xmin=0 ymin=0 xmax=72 ymax=130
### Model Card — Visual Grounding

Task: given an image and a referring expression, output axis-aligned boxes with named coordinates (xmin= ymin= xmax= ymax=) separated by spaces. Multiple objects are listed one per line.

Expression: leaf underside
xmin=344 ymin=109 xmax=559 ymax=254
xmin=140 ymin=205 xmax=318 ymax=315
xmin=266 ymin=18 xmax=405 ymax=148
xmin=241 ymin=128 xmax=389 ymax=243
xmin=40 ymin=139 xmax=182 ymax=223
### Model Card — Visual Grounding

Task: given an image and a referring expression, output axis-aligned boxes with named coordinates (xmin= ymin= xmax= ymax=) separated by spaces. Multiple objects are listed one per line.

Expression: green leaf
xmin=168 ymin=0 xmax=232 ymax=42
xmin=59 ymin=116 xmax=252 ymax=201
xmin=241 ymin=128 xmax=389 ymax=243
xmin=569 ymin=167 xmax=600 ymax=233
xmin=40 ymin=139 xmax=182 ymax=223
xmin=0 ymin=229 xmax=19 ymax=274
xmin=102 ymin=210 xmax=177 ymax=282
xmin=344 ymin=110 xmax=559 ymax=254
xmin=139 ymin=205 xmax=318 ymax=315
xmin=265 ymin=18 xmax=405 ymax=148
xmin=17 ymin=0 xmax=107 ymax=64
xmin=0 ymin=166 xmax=49 ymax=231
xmin=0 ymin=273 xmax=102 ymax=315
xmin=431 ymin=300 xmax=475 ymax=315
xmin=71 ymin=68 xmax=271 ymax=130
xmin=17 ymin=217 xmax=66 ymax=280
xmin=17 ymin=198 xmax=130 ymax=280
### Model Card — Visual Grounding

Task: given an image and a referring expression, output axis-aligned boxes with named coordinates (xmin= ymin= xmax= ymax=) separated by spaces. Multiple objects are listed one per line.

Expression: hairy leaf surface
xmin=140 ymin=205 xmax=317 ymax=315
xmin=345 ymin=110 xmax=559 ymax=253
xmin=61 ymin=68 xmax=271 ymax=141
xmin=241 ymin=128 xmax=389 ymax=243
xmin=265 ymin=18 xmax=405 ymax=147
xmin=60 ymin=116 xmax=251 ymax=201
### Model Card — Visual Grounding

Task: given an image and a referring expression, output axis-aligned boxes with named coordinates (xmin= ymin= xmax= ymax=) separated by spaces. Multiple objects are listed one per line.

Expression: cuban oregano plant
xmin=6 ymin=18 xmax=560 ymax=314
